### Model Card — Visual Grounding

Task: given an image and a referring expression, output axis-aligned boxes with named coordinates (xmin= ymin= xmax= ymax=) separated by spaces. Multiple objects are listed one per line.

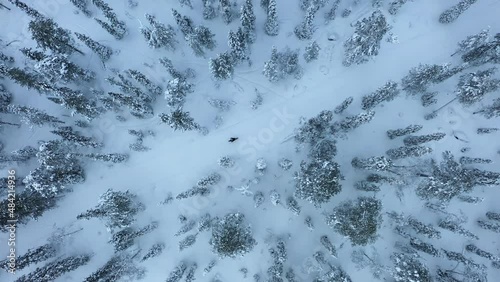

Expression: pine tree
xmin=51 ymin=127 xmax=102 ymax=148
xmin=229 ymin=27 xmax=250 ymax=63
xmin=474 ymin=98 xmax=500 ymax=119
xmin=265 ymin=0 xmax=279 ymax=36
xmin=388 ymin=0 xmax=409 ymax=15
xmin=333 ymin=111 xmax=375 ymax=133
xmin=387 ymin=124 xmax=423 ymax=139
xmin=187 ymin=25 xmax=217 ymax=57
xmin=70 ymin=0 xmax=92 ymax=17
xmin=241 ymin=0 xmax=256 ymax=43
xmin=386 ymin=145 xmax=432 ymax=159
xmin=294 ymin=158 xmax=343 ymax=207
xmin=416 ymin=151 xmax=500 ymax=202
xmin=202 ymin=0 xmax=217 ymax=20
xmin=439 ymin=0 xmax=478 ymax=24
xmin=166 ymin=261 xmax=187 ymax=282
xmin=263 ymin=47 xmax=302 ymax=82
xmin=320 ymin=235 xmax=337 ymax=257
xmin=209 ymin=51 xmax=235 ymax=80
xmin=325 ymin=0 xmax=341 ymax=22
xmin=325 ymin=197 xmax=382 ymax=246
xmin=84 ymin=253 xmax=145 ymax=282
xmin=20 ymin=140 xmax=84 ymax=198
xmin=8 ymin=0 xmax=43 ymax=18
xmin=127 ymin=69 xmax=162 ymax=96
xmin=179 ymin=233 xmax=197 ymax=251
xmin=110 ymin=222 xmax=158 ymax=251
xmin=343 ymin=11 xmax=389 ymax=66
xmin=461 ymin=33 xmax=500 ymax=66
xmin=438 ymin=218 xmax=479 ymax=240
xmin=34 ymin=54 xmax=95 ymax=84
xmin=351 ymin=156 xmax=394 ymax=172
xmin=456 ymin=68 xmax=500 ymax=106
xmin=164 ymin=78 xmax=193 ymax=107
xmin=219 ymin=0 xmax=236 ymax=24
xmin=453 ymin=28 xmax=490 ymax=56
xmin=141 ymin=243 xmax=165 ymax=262
xmin=210 ymin=212 xmax=257 ymax=258
xmin=15 ymin=254 xmax=91 ymax=282
xmin=0 ymin=84 xmax=12 ymax=110
xmin=334 ymin=96 xmax=354 ymax=114
xmin=295 ymin=110 xmax=333 ymax=146
xmin=75 ymin=32 xmax=113 ymax=61
xmin=172 ymin=9 xmax=194 ymax=36
xmin=159 ymin=109 xmax=200 ymax=131
xmin=52 ymin=87 xmax=103 ymax=120
xmin=391 ymin=253 xmax=431 ymax=282
xmin=401 ymin=64 xmax=458 ymax=95
xmin=295 ymin=4 xmax=316 ymax=40
xmin=2 ymin=67 xmax=54 ymax=93
xmin=178 ymin=0 xmax=193 ymax=9
xmin=84 ymin=153 xmax=129 ymax=163
xmin=361 ymin=81 xmax=400 ymax=110
xmin=7 ymin=104 xmax=64 ymax=127
xmin=0 ymin=243 xmax=56 ymax=272
xmin=28 ymin=18 xmax=82 ymax=55
xmin=92 ymin=0 xmax=127 ymax=40
xmin=77 ymin=189 xmax=145 ymax=231
xmin=403 ymin=132 xmax=446 ymax=146
xmin=107 ymin=91 xmax=153 ymax=119
xmin=141 ymin=14 xmax=177 ymax=50
xmin=20 ymin=47 xmax=46 ymax=62
xmin=304 ymin=41 xmax=320 ymax=62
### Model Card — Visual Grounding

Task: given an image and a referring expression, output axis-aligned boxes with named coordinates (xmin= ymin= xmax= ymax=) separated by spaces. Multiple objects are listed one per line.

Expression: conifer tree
xmin=456 ymin=67 xmax=500 ymax=106
xmin=141 ymin=14 xmax=177 ymax=50
xmin=165 ymin=77 xmax=193 ymax=107
xmin=15 ymin=254 xmax=92 ymax=282
xmin=386 ymin=145 xmax=432 ymax=159
xmin=34 ymin=54 xmax=95 ymax=84
xmin=52 ymin=87 xmax=103 ymax=120
xmin=209 ymin=51 xmax=235 ymax=80
xmin=417 ymin=151 xmax=500 ymax=202
xmin=202 ymin=0 xmax=217 ymax=20
xmin=294 ymin=158 xmax=343 ymax=207
xmin=2 ymin=66 xmax=54 ymax=93
xmin=172 ymin=9 xmax=194 ymax=36
xmin=187 ymin=25 xmax=217 ymax=57
xmin=343 ymin=11 xmax=389 ymax=66
xmin=77 ymin=189 xmax=145 ymax=231
xmin=75 ymin=32 xmax=113 ymax=61
xmin=229 ymin=27 xmax=250 ymax=63
xmin=265 ymin=0 xmax=279 ymax=36
xmin=295 ymin=4 xmax=316 ymax=40
xmin=84 ymin=253 xmax=145 ymax=282
xmin=387 ymin=124 xmax=423 ymax=139
xmin=361 ymin=81 xmax=400 ymax=110
xmin=439 ymin=0 xmax=478 ymax=24
xmin=70 ymin=0 xmax=92 ymax=17
xmin=391 ymin=253 xmax=431 ymax=282
xmin=28 ymin=18 xmax=83 ymax=55
xmin=241 ymin=0 xmax=256 ymax=43
xmin=210 ymin=212 xmax=257 ymax=258
xmin=334 ymin=96 xmax=354 ymax=114
xmin=401 ymin=63 xmax=458 ymax=95
xmin=141 ymin=243 xmax=165 ymax=262
xmin=325 ymin=197 xmax=382 ymax=246
xmin=219 ymin=0 xmax=236 ymax=24
xmin=7 ymin=104 xmax=64 ymax=127
xmin=8 ymin=0 xmax=43 ymax=18
xmin=304 ymin=41 xmax=320 ymax=62
xmin=51 ymin=126 xmax=103 ymax=148
xmin=159 ymin=109 xmax=200 ymax=131
xmin=92 ymin=0 xmax=127 ymax=40
xmin=325 ymin=0 xmax=341 ymax=22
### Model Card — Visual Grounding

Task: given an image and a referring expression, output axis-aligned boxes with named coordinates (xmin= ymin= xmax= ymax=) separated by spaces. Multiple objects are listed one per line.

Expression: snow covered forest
xmin=1 ymin=0 xmax=500 ymax=281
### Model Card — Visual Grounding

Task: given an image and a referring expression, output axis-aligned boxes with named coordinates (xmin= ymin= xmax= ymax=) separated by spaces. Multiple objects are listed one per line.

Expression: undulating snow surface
xmin=1 ymin=0 xmax=500 ymax=281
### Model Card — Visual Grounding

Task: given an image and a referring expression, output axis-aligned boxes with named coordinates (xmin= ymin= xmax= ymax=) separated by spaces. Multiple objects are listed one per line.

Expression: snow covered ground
xmin=1 ymin=0 xmax=500 ymax=281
